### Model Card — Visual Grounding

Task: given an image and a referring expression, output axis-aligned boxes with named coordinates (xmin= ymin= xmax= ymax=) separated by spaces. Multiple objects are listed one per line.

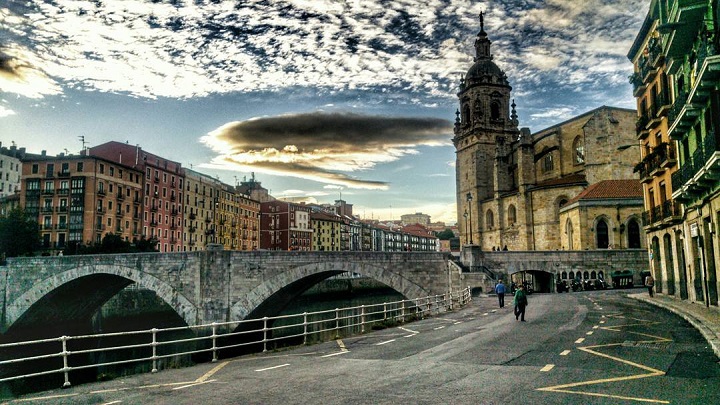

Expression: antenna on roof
xmin=78 ymin=135 xmax=86 ymax=151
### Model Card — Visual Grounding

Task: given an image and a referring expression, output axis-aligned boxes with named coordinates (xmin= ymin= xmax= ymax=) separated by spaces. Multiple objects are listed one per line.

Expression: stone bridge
xmin=0 ymin=251 xmax=462 ymax=336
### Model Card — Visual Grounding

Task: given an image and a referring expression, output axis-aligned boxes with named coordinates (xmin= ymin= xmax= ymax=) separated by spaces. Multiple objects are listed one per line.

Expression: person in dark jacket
xmin=495 ymin=280 xmax=506 ymax=308
xmin=513 ymin=284 xmax=528 ymax=322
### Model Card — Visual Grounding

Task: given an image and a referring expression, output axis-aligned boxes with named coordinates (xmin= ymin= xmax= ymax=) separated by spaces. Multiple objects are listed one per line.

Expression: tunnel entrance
xmin=509 ymin=270 xmax=555 ymax=294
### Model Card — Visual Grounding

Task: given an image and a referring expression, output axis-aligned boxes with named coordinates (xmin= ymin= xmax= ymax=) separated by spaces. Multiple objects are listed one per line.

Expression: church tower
xmin=453 ymin=13 xmax=519 ymax=247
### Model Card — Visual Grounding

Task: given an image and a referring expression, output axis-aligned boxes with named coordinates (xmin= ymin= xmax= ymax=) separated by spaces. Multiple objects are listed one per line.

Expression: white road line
xmin=433 ymin=326 xmax=445 ymax=330
xmin=600 ymin=320 xmax=606 ymax=324
xmin=399 ymin=326 xmax=419 ymax=334
xmin=575 ymin=338 xmax=585 ymax=344
xmin=593 ymin=325 xmax=599 ymax=329
xmin=101 ymin=401 xmax=122 ymax=405
xmin=404 ymin=334 xmax=416 ymax=338
xmin=172 ymin=379 xmax=216 ymax=390
xmin=376 ymin=339 xmax=396 ymax=346
xmin=483 ymin=313 xmax=489 ymax=316
xmin=540 ymin=364 xmax=555 ymax=372
xmin=586 ymin=331 xmax=594 ymax=335
xmin=560 ymin=350 xmax=571 ymax=356
xmin=491 ymin=309 xmax=497 ymax=313
xmin=255 ymin=364 xmax=290 ymax=372
xmin=321 ymin=351 xmax=350 ymax=358
xmin=453 ymin=321 xmax=462 ymax=325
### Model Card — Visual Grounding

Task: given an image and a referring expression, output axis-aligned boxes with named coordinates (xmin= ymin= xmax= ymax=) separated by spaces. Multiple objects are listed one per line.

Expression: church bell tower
xmin=453 ymin=12 xmax=519 ymax=246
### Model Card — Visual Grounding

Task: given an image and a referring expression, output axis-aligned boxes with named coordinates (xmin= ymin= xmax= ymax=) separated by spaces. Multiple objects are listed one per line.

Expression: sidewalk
xmin=628 ymin=292 xmax=720 ymax=357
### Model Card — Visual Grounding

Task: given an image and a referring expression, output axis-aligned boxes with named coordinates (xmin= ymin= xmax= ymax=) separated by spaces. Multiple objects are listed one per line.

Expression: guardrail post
xmin=360 ymin=305 xmax=366 ymax=333
xmin=435 ymin=295 xmax=441 ymax=315
xmin=383 ymin=302 xmax=387 ymax=320
xmin=401 ymin=301 xmax=406 ymax=322
xmin=262 ymin=317 xmax=269 ymax=352
xmin=303 ymin=312 xmax=308 ymax=345
xmin=211 ymin=322 xmax=218 ymax=363
xmin=335 ymin=308 xmax=340 ymax=339
xmin=60 ymin=336 xmax=71 ymax=388
xmin=151 ymin=328 xmax=158 ymax=373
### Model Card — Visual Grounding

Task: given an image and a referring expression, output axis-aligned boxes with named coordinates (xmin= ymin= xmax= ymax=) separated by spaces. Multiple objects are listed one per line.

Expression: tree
xmin=0 ymin=208 xmax=40 ymax=258
xmin=436 ymin=228 xmax=456 ymax=240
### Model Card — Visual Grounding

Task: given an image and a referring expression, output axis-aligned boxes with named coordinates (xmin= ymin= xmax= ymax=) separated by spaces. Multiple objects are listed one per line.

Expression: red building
xmin=88 ymin=142 xmax=185 ymax=252
xmin=260 ymin=200 xmax=312 ymax=251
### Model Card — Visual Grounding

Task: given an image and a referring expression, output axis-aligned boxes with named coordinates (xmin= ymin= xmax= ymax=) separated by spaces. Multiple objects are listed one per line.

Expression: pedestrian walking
xmin=645 ymin=274 xmax=655 ymax=297
xmin=495 ymin=280 xmax=506 ymax=308
xmin=513 ymin=284 xmax=528 ymax=322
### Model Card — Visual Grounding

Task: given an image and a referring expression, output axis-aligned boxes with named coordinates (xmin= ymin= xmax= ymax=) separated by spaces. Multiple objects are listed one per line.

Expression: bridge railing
xmin=0 ymin=287 xmax=471 ymax=393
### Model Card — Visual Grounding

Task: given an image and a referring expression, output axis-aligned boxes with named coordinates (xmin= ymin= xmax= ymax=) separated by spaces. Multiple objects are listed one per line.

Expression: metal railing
xmin=0 ymin=287 xmax=471 ymax=389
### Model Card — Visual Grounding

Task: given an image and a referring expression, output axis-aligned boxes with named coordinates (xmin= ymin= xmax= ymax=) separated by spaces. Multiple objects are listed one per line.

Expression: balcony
xmin=42 ymin=188 xmax=55 ymax=195
xmin=630 ymin=72 xmax=646 ymax=97
xmin=170 ymin=209 xmax=178 ymax=216
xmin=56 ymin=223 xmax=68 ymax=230
xmin=635 ymin=114 xmax=650 ymax=139
xmin=150 ymin=205 xmax=158 ymax=212
xmin=57 ymin=206 xmax=68 ymax=213
xmin=189 ymin=213 xmax=196 ymax=220
xmin=661 ymin=200 xmax=683 ymax=225
xmin=188 ymin=226 xmax=196 ymax=233
xmin=98 ymin=189 xmax=106 ymax=196
xmin=154 ymin=176 xmax=160 ymax=183
xmin=57 ymin=170 xmax=71 ymax=178
xmin=115 ymin=209 xmax=123 ymax=217
xmin=116 ymin=192 xmax=124 ymax=201
xmin=671 ymin=131 xmax=720 ymax=202
xmin=42 ymin=206 xmax=54 ymax=214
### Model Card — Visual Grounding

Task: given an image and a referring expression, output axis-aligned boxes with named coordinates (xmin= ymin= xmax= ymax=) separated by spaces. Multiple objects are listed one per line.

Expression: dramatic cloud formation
xmin=201 ymin=112 xmax=452 ymax=189
xmin=2 ymin=0 xmax=646 ymax=126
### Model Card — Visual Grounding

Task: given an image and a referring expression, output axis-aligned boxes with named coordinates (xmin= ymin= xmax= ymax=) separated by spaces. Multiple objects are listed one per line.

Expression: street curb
xmin=628 ymin=294 xmax=720 ymax=358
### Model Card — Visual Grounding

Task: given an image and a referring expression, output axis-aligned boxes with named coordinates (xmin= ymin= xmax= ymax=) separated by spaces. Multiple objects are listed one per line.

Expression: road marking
xmin=101 ymin=402 xmax=122 ymax=405
xmin=404 ymin=334 xmax=416 ymax=338
xmin=255 ymin=363 xmax=290 ymax=372
xmin=537 ymin=314 xmax=671 ymax=403
xmin=483 ymin=312 xmax=489 ymax=316
xmin=453 ymin=321 xmax=462 ymax=325
xmin=586 ymin=331 xmax=594 ymax=335
xmin=89 ymin=388 xmax=130 ymax=394
xmin=560 ymin=350 xmax=571 ymax=356
xmin=593 ymin=325 xmax=599 ymax=329
xmin=575 ymin=338 xmax=585 ymax=344
xmin=399 ymin=326 xmax=419 ymax=334
xmin=376 ymin=339 xmax=396 ymax=346
xmin=600 ymin=320 xmax=606 ymax=324
xmin=196 ymin=361 xmax=229 ymax=383
xmin=336 ymin=339 xmax=348 ymax=352
xmin=321 ymin=351 xmax=350 ymax=358
xmin=434 ymin=326 xmax=445 ymax=330
xmin=491 ymin=309 xmax=497 ymax=313
xmin=540 ymin=364 xmax=555 ymax=372
xmin=172 ymin=379 xmax=216 ymax=390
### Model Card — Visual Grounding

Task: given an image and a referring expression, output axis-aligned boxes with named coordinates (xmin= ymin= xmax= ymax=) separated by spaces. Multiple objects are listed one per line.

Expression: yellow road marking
xmin=560 ymin=350 xmax=571 ymax=356
xmin=593 ymin=325 xmax=599 ymax=329
xmin=586 ymin=331 xmax=593 ymax=335
xmin=173 ymin=379 xmax=217 ymax=390
xmin=336 ymin=339 xmax=349 ymax=351
xmin=575 ymin=338 xmax=585 ymax=344
xmin=196 ymin=361 xmax=229 ymax=383
xmin=537 ymin=313 xmax=670 ymax=403
xmin=101 ymin=401 xmax=122 ymax=405
xmin=540 ymin=364 xmax=555 ymax=372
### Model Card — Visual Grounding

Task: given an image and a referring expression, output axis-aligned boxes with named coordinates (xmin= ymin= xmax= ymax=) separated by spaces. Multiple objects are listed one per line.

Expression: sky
xmin=1 ymin=0 xmax=648 ymax=225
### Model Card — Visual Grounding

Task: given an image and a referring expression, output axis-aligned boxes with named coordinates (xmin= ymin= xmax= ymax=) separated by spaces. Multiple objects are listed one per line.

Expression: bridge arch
xmin=6 ymin=264 xmax=197 ymax=334
xmin=231 ymin=260 xmax=428 ymax=320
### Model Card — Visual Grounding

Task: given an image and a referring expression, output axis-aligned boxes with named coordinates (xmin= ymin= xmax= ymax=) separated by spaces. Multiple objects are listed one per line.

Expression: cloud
xmin=0 ymin=46 xmax=61 ymax=99
xmin=201 ymin=112 xmax=452 ymax=189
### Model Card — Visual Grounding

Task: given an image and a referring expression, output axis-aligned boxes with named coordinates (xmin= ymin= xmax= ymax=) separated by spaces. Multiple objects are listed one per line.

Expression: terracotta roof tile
xmin=564 ymin=180 xmax=642 ymax=205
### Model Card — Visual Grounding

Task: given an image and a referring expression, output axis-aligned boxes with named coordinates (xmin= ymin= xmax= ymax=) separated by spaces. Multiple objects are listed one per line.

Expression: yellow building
xmin=311 ymin=211 xmax=342 ymax=251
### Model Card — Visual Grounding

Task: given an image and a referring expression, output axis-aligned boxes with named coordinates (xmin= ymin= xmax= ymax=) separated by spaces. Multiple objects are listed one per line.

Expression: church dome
xmin=462 ymin=12 xmax=510 ymax=88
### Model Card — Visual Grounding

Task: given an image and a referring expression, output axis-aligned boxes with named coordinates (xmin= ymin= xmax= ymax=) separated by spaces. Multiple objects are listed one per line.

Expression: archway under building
xmin=509 ymin=270 xmax=554 ymax=294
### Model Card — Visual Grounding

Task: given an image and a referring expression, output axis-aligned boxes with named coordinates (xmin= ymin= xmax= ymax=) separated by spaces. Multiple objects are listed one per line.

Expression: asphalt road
xmin=5 ymin=289 xmax=719 ymax=404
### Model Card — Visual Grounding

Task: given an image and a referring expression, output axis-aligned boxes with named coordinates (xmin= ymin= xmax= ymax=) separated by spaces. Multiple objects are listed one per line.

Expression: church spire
xmin=474 ymin=11 xmax=492 ymax=61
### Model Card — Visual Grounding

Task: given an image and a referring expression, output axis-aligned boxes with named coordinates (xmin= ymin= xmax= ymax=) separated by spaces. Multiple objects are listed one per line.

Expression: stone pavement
xmin=629 ymin=292 xmax=720 ymax=357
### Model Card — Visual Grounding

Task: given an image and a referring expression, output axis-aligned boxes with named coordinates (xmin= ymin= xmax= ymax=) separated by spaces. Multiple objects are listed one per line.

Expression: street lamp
xmin=466 ymin=193 xmax=473 ymax=245
xmin=463 ymin=211 xmax=468 ymax=245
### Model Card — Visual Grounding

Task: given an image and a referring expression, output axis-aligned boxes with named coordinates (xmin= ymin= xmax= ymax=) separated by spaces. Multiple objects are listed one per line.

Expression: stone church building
xmin=454 ymin=16 xmax=647 ymax=252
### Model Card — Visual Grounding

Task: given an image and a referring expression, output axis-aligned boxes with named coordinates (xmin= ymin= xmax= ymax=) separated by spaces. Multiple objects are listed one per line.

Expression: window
xmin=490 ymin=101 xmax=500 ymax=120
xmin=76 ymin=162 xmax=83 ymax=172
xmin=507 ymin=205 xmax=516 ymax=225
xmin=32 ymin=164 xmax=39 ymax=174
xmin=596 ymin=219 xmax=609 ymax=249
xmin=99 ymin=164 xmax=104 ymax=174
xmin=543 ymin=153 xmax=554 ymax=173
xmin=109 ymin=167 xmax=114 ymax=176
xmin=573 ymin=136 xmax=584 ymax=164
xmin=486 ymin=210 xmax=494 ymax=229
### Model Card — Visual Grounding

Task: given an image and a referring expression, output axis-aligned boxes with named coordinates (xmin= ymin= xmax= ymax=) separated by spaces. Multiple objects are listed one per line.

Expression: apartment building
xmin=260 ymin=201 xmax=312 ymax=251
xmin=0 ymin=142 xmax=25 ymax=198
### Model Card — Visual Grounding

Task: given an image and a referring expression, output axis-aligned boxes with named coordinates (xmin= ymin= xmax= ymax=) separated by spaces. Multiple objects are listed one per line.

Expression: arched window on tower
xmin=486 ymin=210 xmax=494 ymax=230
xmin=573 ymin=136 xmax=584 ymax=164
xmin=490 ymin=102 xmax=500 ymax=121
xmin=507 ymin=205 xmax=516 ymax=226
xmin=543 ymin=153 xmax=554 ymax=173
xmin=463 ymin=104 xmax=471 ymax=126
xmin=627 ymin=219 xmax=641 ymax=248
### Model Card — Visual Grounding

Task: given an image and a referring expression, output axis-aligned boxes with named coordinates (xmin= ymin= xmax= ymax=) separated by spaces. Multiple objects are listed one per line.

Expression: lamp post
xmin=466 ymin=192 xmax=473 ymax=245
xmin=463 ymin=211 xmax=468 ymax=245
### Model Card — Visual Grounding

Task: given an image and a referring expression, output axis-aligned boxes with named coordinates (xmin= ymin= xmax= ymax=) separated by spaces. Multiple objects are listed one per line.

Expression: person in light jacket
xmin=495 ymin=280 xmax=506 ymax=308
